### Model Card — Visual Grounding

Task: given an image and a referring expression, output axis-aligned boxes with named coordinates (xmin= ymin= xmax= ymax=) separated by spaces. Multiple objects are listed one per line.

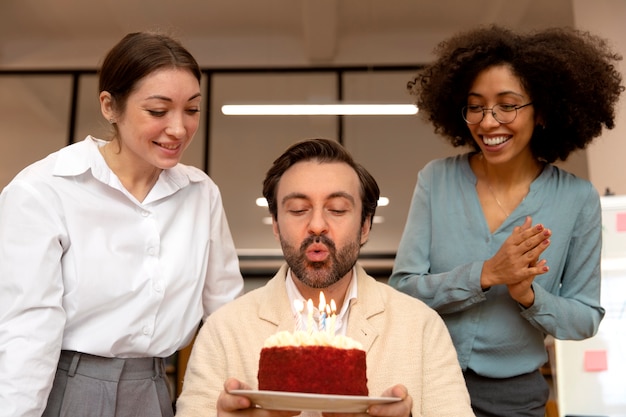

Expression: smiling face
xmin=100 ymin=67 xmax=201 ymax=171
xmin=466 ymin=64 xmax=537 ymax=165
xmin=272 ymin=160 xmax=371 ymax=289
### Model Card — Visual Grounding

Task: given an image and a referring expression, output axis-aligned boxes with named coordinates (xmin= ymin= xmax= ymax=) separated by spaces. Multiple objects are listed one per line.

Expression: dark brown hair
xmin=262 ymin=138 xmax=380 ymax=229
xmin=98 ymin=32 xmax=201 ymax=115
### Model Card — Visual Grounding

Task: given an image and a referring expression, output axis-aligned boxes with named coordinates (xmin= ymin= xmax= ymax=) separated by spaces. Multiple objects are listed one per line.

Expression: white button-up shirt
xmin=285 ymin=267 xmax=358 ymax=335
xmin=0 ymin=136 xmax=244 ymax=417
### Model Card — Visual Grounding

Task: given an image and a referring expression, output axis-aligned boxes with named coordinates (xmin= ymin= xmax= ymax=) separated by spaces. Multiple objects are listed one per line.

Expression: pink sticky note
xmin=584 ymin=350 xmax=608 ymax=372
xmin=617 ymin=212 xmax=626 ymax=232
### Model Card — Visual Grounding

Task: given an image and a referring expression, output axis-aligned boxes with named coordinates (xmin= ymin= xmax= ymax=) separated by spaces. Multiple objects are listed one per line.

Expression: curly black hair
xmin=408 ymin=25 xmax=624 ymax=163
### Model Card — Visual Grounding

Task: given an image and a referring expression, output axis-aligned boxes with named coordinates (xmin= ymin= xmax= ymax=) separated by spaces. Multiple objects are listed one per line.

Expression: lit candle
xmin=329 ymin=299 xmax=337 ymax=335
xmin=318 ymin=292 xmax=327 ymax=331
xmin=293 ymin=299 xmax=304 ymax=332
xmin=325 ymin=304 xmax=331 ymax=334
xmin=306 ymin=298 xmax=314 ymax=334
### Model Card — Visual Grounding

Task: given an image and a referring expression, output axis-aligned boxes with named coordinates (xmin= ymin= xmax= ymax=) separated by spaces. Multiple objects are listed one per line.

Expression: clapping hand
xmin=481 ymin=216 xmax=551 ymax=307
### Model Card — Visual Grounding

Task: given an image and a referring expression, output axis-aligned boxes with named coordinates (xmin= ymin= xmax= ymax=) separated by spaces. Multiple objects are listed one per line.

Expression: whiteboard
xmin=600 ymin=195 xmax=626 ymax=263
xmin=554 ymin=195 xmax=626 ymax=417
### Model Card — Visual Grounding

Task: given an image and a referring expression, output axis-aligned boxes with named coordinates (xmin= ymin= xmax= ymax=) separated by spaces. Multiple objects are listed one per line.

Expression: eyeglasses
xmin=462 ymin=102 xmax=533 ymax=125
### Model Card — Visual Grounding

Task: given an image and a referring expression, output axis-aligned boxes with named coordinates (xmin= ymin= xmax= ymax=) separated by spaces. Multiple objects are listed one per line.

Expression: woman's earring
xmin=109 ymin=118 xmax=115 ymax=124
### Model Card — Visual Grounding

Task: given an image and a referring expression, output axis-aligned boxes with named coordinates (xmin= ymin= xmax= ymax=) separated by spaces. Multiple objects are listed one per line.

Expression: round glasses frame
xmin=462 ymin=102 xmax=533 ymax=125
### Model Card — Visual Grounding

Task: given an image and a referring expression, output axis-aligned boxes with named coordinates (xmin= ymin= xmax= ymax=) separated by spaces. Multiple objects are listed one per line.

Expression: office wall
xmin=573 ymin=0 xmax=626 ymax=196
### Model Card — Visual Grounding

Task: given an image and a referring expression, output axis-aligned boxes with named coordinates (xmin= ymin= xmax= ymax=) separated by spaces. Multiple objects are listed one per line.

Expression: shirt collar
xmin=52 ymin=136 xmax=207 ymax=202
xmin=285 ymin=266 xmax=358 ymax=335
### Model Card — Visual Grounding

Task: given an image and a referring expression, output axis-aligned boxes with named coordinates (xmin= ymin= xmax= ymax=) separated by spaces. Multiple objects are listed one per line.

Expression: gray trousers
xmin=43 ymin=351 xmax=174 ymax=417
xmin=464 ymin=368 xmax=549 ymax=417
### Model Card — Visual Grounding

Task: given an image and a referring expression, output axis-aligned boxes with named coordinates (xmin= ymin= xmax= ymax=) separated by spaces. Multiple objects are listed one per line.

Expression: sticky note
xmin=617 ymin=212 xmax=626 ymax=232
xmin=584 ymin=349 xmax=608 ymax=372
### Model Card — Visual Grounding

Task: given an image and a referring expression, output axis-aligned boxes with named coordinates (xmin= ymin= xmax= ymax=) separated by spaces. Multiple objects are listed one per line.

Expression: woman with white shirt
xmin=0 ymin=32 xmax=244 ymax=417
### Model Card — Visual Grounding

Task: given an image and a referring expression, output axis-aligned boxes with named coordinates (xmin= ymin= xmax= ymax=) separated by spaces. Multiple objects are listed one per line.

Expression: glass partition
xmin=342 ymin=70 xmax=464 ymax=254
xmin=210 ymin=72 xmax=338 ymax=253
xmin=0 ymin=75 xmax=72 ymax=188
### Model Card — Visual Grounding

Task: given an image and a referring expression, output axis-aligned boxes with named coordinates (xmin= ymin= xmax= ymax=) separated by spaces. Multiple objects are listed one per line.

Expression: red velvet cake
xmin=258 ymin=331 xmax=368 ymax=396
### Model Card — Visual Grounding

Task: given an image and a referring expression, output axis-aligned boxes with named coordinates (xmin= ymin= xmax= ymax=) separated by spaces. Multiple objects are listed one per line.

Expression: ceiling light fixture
xmin=222 ymin=104 xmax=418 ymax=116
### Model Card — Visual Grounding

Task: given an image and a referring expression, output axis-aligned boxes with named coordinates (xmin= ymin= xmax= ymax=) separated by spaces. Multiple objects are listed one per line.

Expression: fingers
xmin=523 ymin=235 xmax=550 ymax=263
xmin=218 ymin=378 xmax=253 ymax=414
xmin=509 ymin=218 xmax=551 ymax=267
xmin=367 ymin=385 xmax=412 ymax=417
xmin=513 ymin=229 xmax=550 ymax=279
xmin=512 ymin=216 xmax=533 ymax=235
xmin=482 ymin=218 xmax=552 ymax=289
xmin=514 ymin=222 xmax=551 ymax=249
xmin=219 ymin=379 xmax=300 ymax=417
xmin=224 ymin=378 xmax=250 ymax=392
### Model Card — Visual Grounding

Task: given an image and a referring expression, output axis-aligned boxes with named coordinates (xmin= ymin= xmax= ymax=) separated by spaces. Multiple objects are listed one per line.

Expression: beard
xmin=279 ymin=233 xmax=360 ymax=288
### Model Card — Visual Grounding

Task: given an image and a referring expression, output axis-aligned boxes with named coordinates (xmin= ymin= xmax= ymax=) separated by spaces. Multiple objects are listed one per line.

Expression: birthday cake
xmin=258 ymin=330 xmax=368 ymax=396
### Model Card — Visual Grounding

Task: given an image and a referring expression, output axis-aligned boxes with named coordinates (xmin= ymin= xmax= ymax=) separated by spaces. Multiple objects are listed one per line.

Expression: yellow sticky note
xmin=584 ymin=350 xmax=608 ymax=372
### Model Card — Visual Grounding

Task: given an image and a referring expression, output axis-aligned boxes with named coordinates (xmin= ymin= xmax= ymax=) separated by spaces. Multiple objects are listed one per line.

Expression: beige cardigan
xmin=176 ymin=264 xmax=474 ymax=417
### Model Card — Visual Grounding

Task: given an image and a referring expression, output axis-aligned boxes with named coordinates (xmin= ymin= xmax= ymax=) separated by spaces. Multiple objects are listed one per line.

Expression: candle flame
xmin=318 ymin=291 xmax=326 ymax=311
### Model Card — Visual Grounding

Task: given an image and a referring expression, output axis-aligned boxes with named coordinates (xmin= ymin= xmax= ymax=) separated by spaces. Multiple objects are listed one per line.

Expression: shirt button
xmin=142 ymin=326 xmax=152 ymax=335
xmin=147 ymin=247 xmax=156 ymax=256
xmin=141 ymin=210 xmax=150 ymax=217
xmin=154 ymin=281 xmax=163 ymax=292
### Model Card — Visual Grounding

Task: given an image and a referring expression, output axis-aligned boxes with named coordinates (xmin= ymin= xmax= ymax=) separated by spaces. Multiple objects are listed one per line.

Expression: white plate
xmin=230 ymin=389 xmax=400 ymax=412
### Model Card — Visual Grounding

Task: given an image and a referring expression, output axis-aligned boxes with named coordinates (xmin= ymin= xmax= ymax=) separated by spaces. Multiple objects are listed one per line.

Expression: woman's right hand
xmin=480 ymin=216 xmax=551 ymax=304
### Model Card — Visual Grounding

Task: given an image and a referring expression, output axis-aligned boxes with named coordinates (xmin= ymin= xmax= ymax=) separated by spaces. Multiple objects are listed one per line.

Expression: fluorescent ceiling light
xmin=222 ymin=104 xmax=418 ymax=116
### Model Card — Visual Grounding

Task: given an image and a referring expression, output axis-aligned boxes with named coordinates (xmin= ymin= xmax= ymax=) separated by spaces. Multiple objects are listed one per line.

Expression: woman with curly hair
xmin=389 ymin=25 xmax=623 ymax=417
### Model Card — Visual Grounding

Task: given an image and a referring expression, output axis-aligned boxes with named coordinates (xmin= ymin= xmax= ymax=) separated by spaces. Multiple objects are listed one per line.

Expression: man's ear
xmin=272 ymin=218 xmax=280 ymax=241
xmin=360 ymin=216 xmax=372 ymax=246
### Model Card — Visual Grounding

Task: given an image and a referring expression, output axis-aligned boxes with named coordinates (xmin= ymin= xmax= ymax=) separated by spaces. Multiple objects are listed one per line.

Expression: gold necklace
xmin=480 ymin=154 xmax=542 ymax=218
xmin=486 ymin=182 xmax=510 ymax=217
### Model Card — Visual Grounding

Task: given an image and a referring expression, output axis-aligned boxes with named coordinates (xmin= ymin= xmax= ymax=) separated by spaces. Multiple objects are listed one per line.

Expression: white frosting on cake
xmin=263 ymin=330 xmax=364 ymax=350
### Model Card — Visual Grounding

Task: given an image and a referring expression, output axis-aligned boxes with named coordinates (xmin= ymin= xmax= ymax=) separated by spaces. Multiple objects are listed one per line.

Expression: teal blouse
xmin=389 ymin=153 xmax=605 ymax=378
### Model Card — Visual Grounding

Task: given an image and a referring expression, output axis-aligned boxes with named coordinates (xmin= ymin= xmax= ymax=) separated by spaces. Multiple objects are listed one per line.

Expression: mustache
xmin=299 ymin=234 xmax=336 ymax=252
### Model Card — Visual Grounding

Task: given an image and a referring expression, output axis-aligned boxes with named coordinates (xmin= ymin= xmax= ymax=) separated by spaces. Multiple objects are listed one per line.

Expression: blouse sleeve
xmin=202 ymin=184 xmax=244 ymax=319
xmin=389 ymin=162 xmax=487 ymax=315
xmin=521 ymin=184 xmax=605 ymax=339
xmin=0 ymin=180 xmax=67 ymax=417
